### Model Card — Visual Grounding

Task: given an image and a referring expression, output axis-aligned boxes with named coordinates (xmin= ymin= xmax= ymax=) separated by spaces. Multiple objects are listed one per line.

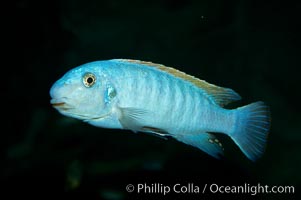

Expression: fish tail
xmin=229 ymin=101 xmax=270 ymax=161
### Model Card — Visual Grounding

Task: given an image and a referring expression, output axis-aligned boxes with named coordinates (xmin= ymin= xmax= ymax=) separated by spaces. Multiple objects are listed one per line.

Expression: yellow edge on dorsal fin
xmin=119 ymin=59 xmax=241 ymax=107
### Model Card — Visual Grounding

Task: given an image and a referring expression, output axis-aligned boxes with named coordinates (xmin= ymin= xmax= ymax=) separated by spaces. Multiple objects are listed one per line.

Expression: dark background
xmin=3 ymin=0 xmax=300 ymax=199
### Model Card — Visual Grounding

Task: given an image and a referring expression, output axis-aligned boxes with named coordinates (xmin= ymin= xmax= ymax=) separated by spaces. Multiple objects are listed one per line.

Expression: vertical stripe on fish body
xmin=50 ymin=59 xmax=270 ymax=161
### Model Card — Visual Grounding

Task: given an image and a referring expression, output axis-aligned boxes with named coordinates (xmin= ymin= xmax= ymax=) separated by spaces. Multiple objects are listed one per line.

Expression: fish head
xmin=50 ymin=64 xmax=115 ymax=121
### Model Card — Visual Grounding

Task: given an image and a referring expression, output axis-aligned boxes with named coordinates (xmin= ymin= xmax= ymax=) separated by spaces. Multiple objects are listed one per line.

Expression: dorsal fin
xmin=117 ymin=59 xmax=241 ymax=107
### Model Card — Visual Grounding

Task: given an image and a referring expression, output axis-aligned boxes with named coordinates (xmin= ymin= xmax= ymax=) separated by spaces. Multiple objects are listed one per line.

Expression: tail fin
xmin=230 ymin=101 xmax=270 ymax=161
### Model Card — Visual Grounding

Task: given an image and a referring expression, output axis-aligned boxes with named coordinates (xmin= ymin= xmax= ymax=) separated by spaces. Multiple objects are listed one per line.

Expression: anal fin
xmin=175 ymin=133 xmax=224 ymax=159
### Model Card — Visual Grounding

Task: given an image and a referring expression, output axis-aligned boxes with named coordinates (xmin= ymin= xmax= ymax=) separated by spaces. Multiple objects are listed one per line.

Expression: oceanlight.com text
xmin=208 ymin=183 xmax=294 ymax=195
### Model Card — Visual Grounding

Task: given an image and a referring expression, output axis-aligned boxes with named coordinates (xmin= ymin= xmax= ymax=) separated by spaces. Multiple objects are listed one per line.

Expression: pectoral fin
xmin=141 ymin=126 xmax=170 ymax=140
xmin=175 ymin=132 xmax=224 ymax=159
xmin=118 ymin=107 xmax=151 ymax=132
xmin=118 ymin=107 xmax=169 ymax=139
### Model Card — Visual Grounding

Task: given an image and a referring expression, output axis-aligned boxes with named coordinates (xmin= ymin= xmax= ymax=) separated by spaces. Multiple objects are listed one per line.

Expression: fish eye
xmin=83 ymin=73 xmax=96 ymax=87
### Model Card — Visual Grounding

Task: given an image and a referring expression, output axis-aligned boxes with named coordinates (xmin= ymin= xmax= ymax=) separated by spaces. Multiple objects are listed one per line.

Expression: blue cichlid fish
xmin=50 ymin=59 xmax=270 ymax=161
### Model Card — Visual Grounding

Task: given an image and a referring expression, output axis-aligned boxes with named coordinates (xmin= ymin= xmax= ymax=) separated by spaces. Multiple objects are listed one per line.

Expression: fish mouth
xmin=50 ymin=99 xmax=72 ymax=110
